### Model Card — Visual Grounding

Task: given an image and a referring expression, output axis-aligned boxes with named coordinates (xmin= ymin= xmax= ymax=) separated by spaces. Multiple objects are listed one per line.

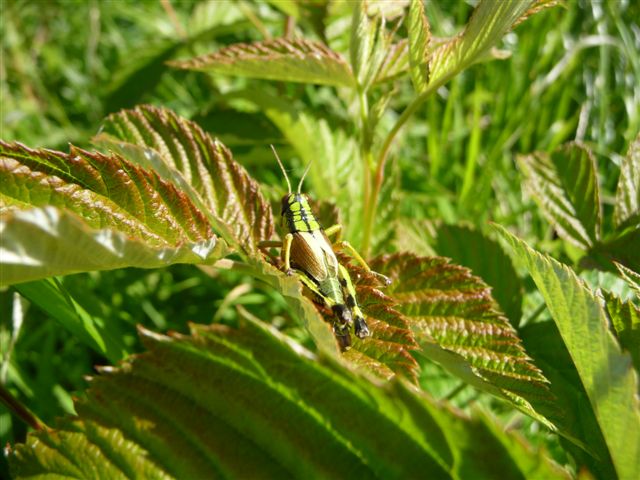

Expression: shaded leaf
xmin=585 ymin=225 xmax=640 ymax=272
xmin=371 ymin=253 xmax=553 ymax=423
xmin=170 ymin=38 xmax=355 ymax=87
xmin=14 ymin=278 xmax=129 ymax=363
xmin=494 ymin=224 xmax=640 ymax=480
xmin=9 ymin=317 xmax=568 ymax=479
xmin=96 ymin=105 xmax=274 ymax=255
xmin=407 ymin=0 xmax=431 ymax=93
xmin=614 ymin=133 xmax=640 ymax=229
xmin=518 ymin=142 xmax=601 ymax=249
xmin=602 ymin=290 xmax=640 ymax=373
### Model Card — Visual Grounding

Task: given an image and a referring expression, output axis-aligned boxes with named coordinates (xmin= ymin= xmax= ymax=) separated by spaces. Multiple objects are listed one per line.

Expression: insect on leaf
xmin=169 ymin=38 xmax=355 ymax=88
xmin=96 ymin=105 xmax=274 ymax=255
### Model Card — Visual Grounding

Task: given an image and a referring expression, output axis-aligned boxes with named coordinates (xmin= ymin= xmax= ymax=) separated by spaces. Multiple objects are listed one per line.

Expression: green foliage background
xmin=1 ymin=0 xmax=639 ymax=478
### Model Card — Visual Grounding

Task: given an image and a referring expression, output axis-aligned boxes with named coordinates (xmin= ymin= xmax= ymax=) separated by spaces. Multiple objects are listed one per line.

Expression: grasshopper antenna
xmin=297 ymin=160 xmax=313 ymax=194
xmin=270 ymin=144 xmax=291 ymax=194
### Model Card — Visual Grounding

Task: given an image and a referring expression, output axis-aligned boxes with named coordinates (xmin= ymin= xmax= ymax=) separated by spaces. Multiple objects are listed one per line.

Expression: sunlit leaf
xmin=518 ymin=142 xmax=601 ymax=249
xmin=8 ymin=318 xmax=568 ymax=479
xmin=96 ymin=105 xmax=274 ymax=255
xmin=0 ymin=139 xmax=228 ymax=285
xmin=407 ymin=0 xmax=431 ymax=93
xmin=616 ymin=262 xmax=640 ymax=298
xmin=614 ymin=133 xmax=640 ymax=229
xmin=170 ymin=38 xmax=355 ymax=87
xmin=371 ymin=253 xmax=552 ymax=422
xmin=602 ymin=290 xmax=640 ymax=372
xmin=495 ymin=224 xmax=640 ymax=480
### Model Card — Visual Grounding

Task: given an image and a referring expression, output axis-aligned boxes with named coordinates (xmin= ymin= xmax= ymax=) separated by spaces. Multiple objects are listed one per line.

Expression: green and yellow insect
xmin=262 ymin=146 xmax=388 ymax=349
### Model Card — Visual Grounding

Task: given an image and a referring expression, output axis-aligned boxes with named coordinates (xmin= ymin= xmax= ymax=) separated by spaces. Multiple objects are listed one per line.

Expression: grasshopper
xmin=261 ymin=145 xmax=388 ymax=349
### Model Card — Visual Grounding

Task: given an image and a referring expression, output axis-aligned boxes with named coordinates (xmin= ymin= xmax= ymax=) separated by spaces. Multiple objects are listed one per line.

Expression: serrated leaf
xmin=614 ymin=133 xmax=640 ymax=229
xmin=170 ymin=38 xmax=355 ymax=87
xmin=374 ymin=39 xmax=410 ymax=83
xmin=9 ymin=317 xmax=568 ymax=479
xmin=371 ymin=253 xmax=553 ymax=423
xmin=96 ymin=105 xmax=274 ymax=255
xmin=0 ymin=138 xmax=228 ymax=285
xmin=602 ymin=290 xmax=640 ymax=373
xmin=494 ymin=224 xmax=640 ymax=480
xmin=616 ymin=262 xmax=640 ymax=298
xmin=518 ymin=142 xmax=601 ymax=250
xmin=585 ymin=224 xmax=640 ymax=272
xmin=433 ymin=224 xmax=523 ymax=326
xmin=428 ymin=0 xmax=540 ymax=87
xmin=407 ymin=0 xmax=431 ymax=93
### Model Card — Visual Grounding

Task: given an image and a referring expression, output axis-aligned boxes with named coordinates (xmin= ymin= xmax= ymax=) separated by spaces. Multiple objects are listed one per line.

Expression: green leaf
xmin=602 ymin=290 xmax=640 ymax=373
xmin=407 ymin=0 xmax=431 ymax=93
xmin=494 ymin=224 xmax=640 ymax=480
xmin=96 ymin=105 xmax=274 ymax=255
xmin=8 ymin=317 xmax=568 ymax=479
xmin=616 ymin=262 xmax=640 ymax=298
xmin=169 ymin=38 xmax=355 ymax=87
xmin=518 ymin=142 xmax=601 ymax=249
xmin=585 ymin=225 xmax=640 ymax=272
xmin=614 ymin=133 xmax=640 ymax=229
xmin=14 ymin=278 xmax=129 ymax=364
xmin=371 ymin=253 xmax=553 ymax=423
xmin=428 ymin=0 xmax=545 ymax=87
xmin=348 ymin=2 xmax=390 ymax=91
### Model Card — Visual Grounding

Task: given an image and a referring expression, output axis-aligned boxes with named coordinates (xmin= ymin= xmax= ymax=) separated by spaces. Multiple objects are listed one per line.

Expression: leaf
xmin=494 ymin=224 xmax=640 ymax=480
xmin=169 ymin=38 xmax=355 ymax=88
xmin=8 ymin=317 xmax=568 ymax=479
xmin=520 ymin=321 xmax=616 ymax=479
xmin=370 ymin=253 xmax=553 ymax=423
xmin=432 ymin=224 xmax=523 ymax=326
xmin=348 ymin=2 xmax=390 ymax=91
xmin=407 ymin=0 xmax=431 ymax=93
xmin=616 ymin=262 xmax=640 ymax=298
xmin=374 ymin=39 xmax=410 ymax=83
xmin=585 ymin=225 xmax=640 ymax=272
xmin=95 ymin=105 xmax=274 ymax=255
xmin=0 ymin=207 xmax=224 ymax=287
xmin=518 ymin=142 xmax=601 ymax=249
xmin=428 ymin=0 xmax=544 ymax=87
xmin=602 ymin=290 xmax=640 ymax=373
xmin=0 ymin=138 xmax=228 ymax=286
xmin=103 ymin=39 xmax=183 ymax=114
xmin=614 ymin=133 xmax=640 ymax=229
xmin=14 ymin=278 xmax=129 ymax=364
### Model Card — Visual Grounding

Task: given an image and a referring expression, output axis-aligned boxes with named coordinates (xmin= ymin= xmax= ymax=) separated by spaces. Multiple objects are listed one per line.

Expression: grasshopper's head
xmin=280 ymin=193 xmax=308 ymax=216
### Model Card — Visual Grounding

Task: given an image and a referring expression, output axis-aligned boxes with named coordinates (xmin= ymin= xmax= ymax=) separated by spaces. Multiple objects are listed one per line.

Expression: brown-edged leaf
xmin=96 ymin=105 xmax=274 ymax=255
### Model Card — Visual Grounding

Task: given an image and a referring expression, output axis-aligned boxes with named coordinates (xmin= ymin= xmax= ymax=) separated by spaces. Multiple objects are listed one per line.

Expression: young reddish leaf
xmin=169 ymin=38 xmax=355 ymax=88
xmin=0 ymin=141 xmax=227 ymax=285
xmin=371 ymin=253 xmax=553 ymax=420
xmin=96 ymin=105 xmax=274 ymax=255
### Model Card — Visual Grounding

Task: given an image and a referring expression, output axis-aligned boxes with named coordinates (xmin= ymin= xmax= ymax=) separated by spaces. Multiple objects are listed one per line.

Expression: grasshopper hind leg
xmin=338 ymin=265 xmax=370 ymax=339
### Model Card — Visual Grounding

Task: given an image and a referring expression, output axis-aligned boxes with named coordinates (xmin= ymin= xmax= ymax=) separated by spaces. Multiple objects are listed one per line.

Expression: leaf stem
xmin=361 ymin=80 xmax=444 ymax=256
xmin=0 ymin=384 xmax=46 ymax=431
